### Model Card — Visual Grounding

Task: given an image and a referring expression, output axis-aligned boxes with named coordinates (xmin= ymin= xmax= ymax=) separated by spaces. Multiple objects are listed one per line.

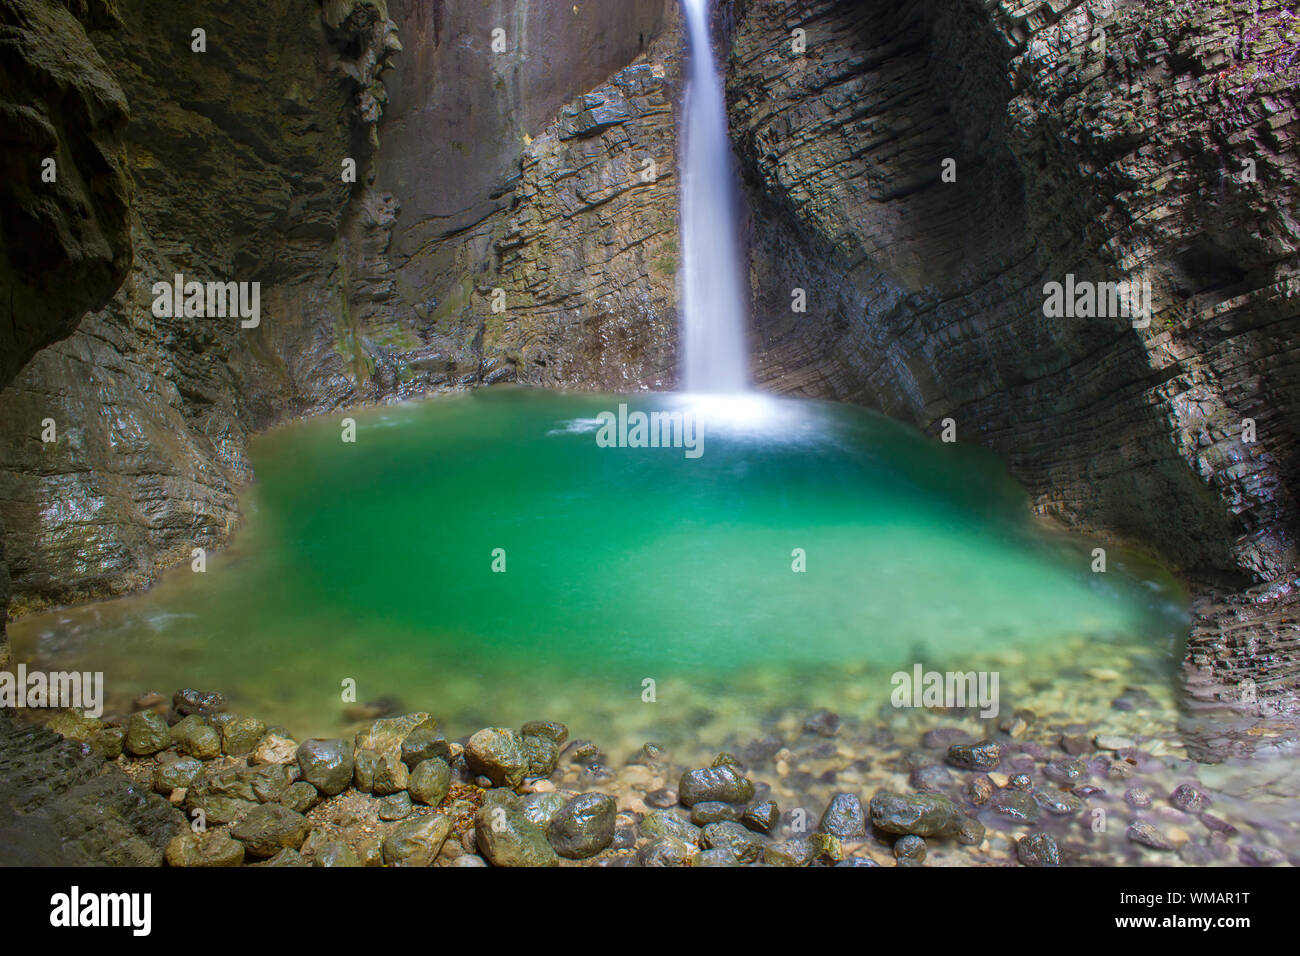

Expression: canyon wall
xmin=0 ymin=0 xmax=679 ymax=631
xmin=727 ymin=0 xmax=1300 ymax=731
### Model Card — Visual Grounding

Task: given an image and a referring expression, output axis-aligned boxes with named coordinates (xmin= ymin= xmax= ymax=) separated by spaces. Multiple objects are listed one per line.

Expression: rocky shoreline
xmin=7 ymin=683 xmax=1292 ymax=868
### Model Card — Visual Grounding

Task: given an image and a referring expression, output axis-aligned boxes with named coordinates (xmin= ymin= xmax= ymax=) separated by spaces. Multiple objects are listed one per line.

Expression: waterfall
xmin=678 ymin=0 xmax=750 ymax=393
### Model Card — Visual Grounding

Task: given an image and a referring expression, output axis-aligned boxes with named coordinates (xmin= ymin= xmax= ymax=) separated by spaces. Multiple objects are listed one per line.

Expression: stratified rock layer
xmin=727 ymin=0 xmax=1300 ymax=726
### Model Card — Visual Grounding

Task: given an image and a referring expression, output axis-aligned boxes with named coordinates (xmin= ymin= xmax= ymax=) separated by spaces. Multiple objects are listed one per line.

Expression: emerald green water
xmin=12 ymin=389 xmax=1187 ymax=748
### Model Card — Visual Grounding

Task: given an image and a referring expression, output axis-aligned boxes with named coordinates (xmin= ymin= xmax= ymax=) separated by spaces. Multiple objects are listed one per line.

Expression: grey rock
xmin=820 ymin=792 xmax=867 ymax=838
xmin=678 ymin=764 xmax=754 ymax=807
xmin=408 ymin=757 xmax=451 ymax=806
xmin=546 ymin=793 xmax=617 ymax=859
xmin=297 ymin=739 xmax=354 ymax=796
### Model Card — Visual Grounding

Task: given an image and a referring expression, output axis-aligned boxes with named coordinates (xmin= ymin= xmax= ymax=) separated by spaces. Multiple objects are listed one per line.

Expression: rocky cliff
xmin=0 ymin=0 xmax=680 ymax=629
xmin=0 ymin=0 xmax=403 ymax=627
xmin=726 ymin=0 xmax=1300 ymax=737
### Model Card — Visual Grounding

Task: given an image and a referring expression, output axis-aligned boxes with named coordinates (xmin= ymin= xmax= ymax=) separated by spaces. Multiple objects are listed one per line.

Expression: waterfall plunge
xmin=678 ymin=0 xmax=750 ymax=393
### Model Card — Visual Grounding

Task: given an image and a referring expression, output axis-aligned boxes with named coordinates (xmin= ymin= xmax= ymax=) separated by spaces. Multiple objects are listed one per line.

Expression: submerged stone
xmin=678 ymin=764 xmax=754 ymax=807
xmin=546 ymin=793 xmax=617 ymax=859
xmin=868 ymin=791 xmax=961 ymax=838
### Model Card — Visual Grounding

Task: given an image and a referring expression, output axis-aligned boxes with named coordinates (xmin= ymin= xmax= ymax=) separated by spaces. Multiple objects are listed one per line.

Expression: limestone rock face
xmin=727 ymin=0 xmax=1300 ymax=723
xmin=354 ymin=0 xmax=680 ymax=394
xmin=0 ymin=0 xmax=133 ymax=390
xmin=0 ymin=0 xmax=397 ymax=612
xmin=0 ymin=709 xmax=185 ymax=865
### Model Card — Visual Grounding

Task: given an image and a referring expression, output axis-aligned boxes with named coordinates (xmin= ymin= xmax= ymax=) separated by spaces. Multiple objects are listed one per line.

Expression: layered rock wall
xmin=727 ymin=0 xmax=1300 ymax=718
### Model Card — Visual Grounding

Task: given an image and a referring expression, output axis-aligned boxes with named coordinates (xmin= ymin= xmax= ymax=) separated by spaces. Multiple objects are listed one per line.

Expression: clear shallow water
xmin=11 ymin=389 xmax=1188 ymax=747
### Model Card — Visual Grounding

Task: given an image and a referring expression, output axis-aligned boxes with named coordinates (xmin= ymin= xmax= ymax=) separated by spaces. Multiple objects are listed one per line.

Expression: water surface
xmin=11 ymin=389 xmax=1187 ymax=751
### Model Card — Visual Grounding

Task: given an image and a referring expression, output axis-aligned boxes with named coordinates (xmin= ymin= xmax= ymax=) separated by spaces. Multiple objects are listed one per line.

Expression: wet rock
xmin=711 ymin=751 xmax=744 ymax=769
xmin=354 ymin=748 xmax=409 ymax=795
xmin=645 ymin=788 xmax=678 ymax=809
xmin=1200 ymin=812 xmax=1237 ymax=835
xmin=1017 ymin=832 xmax=1060 ymax=866
xmin=922 ymin=727 xmax=972 ymax=749
xmin=742 ymin=800 xmax=779 ymax=834
xmin=741 ymin=734 xmax=784 ymax=765
xmin=91 ymin=727 xmax=126 ymax=760
xmin=1124 ymin=787 xmax=1152 ymax=808
xmin=837 ymin=855 xmax=882 ymax=867
xmin=379 ymin=792 xmax=413 ymax=821
xmin=408 ymin=757 xmax=451 ymax=806
xmin=522 ymin=791 xmax=567 ymax=827
xmin=893 ymin=834 xmax=926 ymax=862
xmin=521 ymin=720 xmax=568 ymax=745
xmin=810 ymin=832 xmax=845 ymax=862
xmin=125 ymin=711 xmax=170 ymax=756
xmin=686 ymin=846 xmax=736 ymax=866
xmin=153 ymin=755 xmax=203 ymax=795
xmin=250 ymin=734 xmax=297 ymax=765
xmin=474 ymin=803 xmax=559 ymax=867
xmin=990 ymin=789 xmax=1039 ymax=824
xmin=171 ymin=689 xmax=225 ymax=721
xmin=1238 ymin=845 xmax=1285 ymax=866
xmin=230 ymin=805 xmax=309 ymax=859
xmin=1170 ymin=784 xmax=1211 ymax=814
xmin=220 ymin=716 xmax=266 ymax=757
xmin=297 ymin=739 xmax=354 ymax=796
xmin=546 ymin=793 xmax=617 ymax=859
xmin=165 ymin=831 xmax=244 ymax=868
xmin=562 ymin=739 xmax=603 ymax=766
xmin=702 ymin=821 xmax=763 ymax=864
xmin=1127 ymin=821 xmax=1176 ymax=851
xmin=763 ymin=839 xmax=816 ymax=867
xmin=382 ymin=813 xmax=452 ymax=866
xmin=170 ymin=715 xmax=221 ymax=760
xmin=254 ymin=848 xmax=307 ymax=867
xmin=691 ymin=801 xmax=741 ymax=825
xmin=521 ymin=733 xmax=561 ymax=777
xmin=1033 ymin=789 xmax=1083 ymax=816
xmin=640 ymin=809 xmax=701 ymax=846
xmin=1008 ymin=773 xmax=1033 ymax=791
xmin=803 ymin=708 xmax=841 ymax=737
xmin=185 ymin=793 xmax=256 ymax=825
xmin=279 ymin=781 xmax=320 ymax=815
xmin=678 ymin=764 xmax=755 ymax=807
xmin=956 ymin=817 xmax=985 ymax=846
xmin=638 ymin=837 xmax=690 ymax=867
xmin=191 ymin=763 xmax=292 ymax=805
xmin=909 ymin=764 xmax=954 ymax=791
xmin=868 ymin=791 xmax=961 ymax=838
xmin=356 ymin=838 xmax=383 ymax=867
xmin=1094 ymin=734 xmax=1136 ymax=751
xmin=967 ymin=775 xmax=995 ymax=805
xmin=946 ymin=740 xmax=1001 ymax=771
xmin=1111 ymin=687 xmax=1159 ymax=711
xmin=399 ymin=722 xmax=449 ymax=769
xmin=820 ymin=792 xmax=867 ymax=838
xmin=465 ymin=728 xmax=530 ymax=789
xmin=1060 ymin=733 xmax=1095 ymax=755
xmin=629 ymin=742 xmax=667 ymax=766
xmin=311 ymin=840 xmax=360 ymax=868
xmin=1043 ymin=758 xmax=1088 ymax=785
